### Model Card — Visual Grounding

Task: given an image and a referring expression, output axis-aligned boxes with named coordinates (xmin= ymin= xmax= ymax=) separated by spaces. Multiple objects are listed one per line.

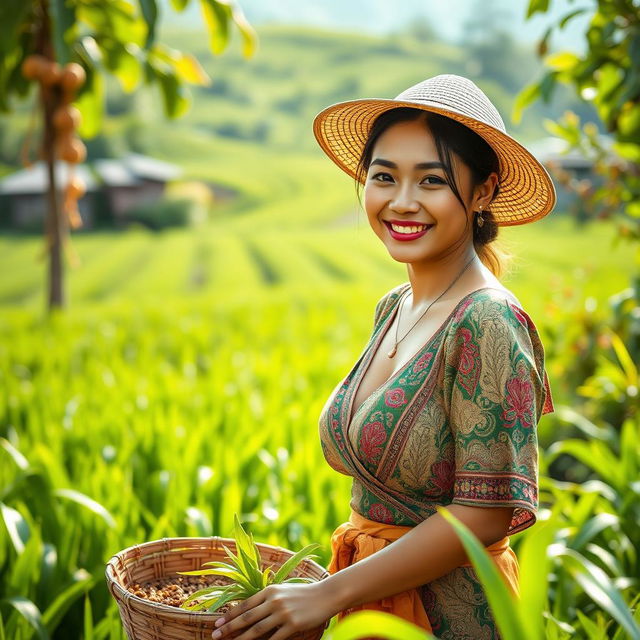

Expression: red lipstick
xmin=383 ymin=220 xmax=433 ymax=241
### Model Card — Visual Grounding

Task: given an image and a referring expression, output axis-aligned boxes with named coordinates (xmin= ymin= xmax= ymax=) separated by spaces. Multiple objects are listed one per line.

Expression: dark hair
xmin=354 ymin=107 xmax=512 ymax=278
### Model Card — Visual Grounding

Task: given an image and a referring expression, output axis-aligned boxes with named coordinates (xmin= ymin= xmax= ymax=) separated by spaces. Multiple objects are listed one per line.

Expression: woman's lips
xmin=383 ymin=220 xmax=433 ymax=241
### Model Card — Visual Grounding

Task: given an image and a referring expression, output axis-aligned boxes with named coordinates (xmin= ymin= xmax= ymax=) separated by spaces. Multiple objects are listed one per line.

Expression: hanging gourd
xmin=24 ymin=58 xmax=88 ymax=230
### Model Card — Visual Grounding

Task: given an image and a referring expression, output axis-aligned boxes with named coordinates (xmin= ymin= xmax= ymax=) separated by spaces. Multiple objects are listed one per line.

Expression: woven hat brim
xmin=312 ymin=98 xmax=557 ymax=227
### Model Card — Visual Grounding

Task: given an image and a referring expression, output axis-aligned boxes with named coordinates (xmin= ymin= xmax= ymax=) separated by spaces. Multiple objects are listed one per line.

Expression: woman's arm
xmin=322 ymin=503 xmax=514 ymax=615
xmin=210 ymin=503 xmax=515 ymax=639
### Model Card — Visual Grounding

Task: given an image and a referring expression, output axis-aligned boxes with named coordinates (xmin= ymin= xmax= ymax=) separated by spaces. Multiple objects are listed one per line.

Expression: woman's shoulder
xmin=468 ymin=284 xmax=522 ymax=306
xmin=454 ymin=286 xmax=528 ymax=326
xmin=448 ymin=285 xmax=547 ymax=359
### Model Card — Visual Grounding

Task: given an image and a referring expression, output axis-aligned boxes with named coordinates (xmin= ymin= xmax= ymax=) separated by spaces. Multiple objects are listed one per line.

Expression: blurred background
xmin=1 ymin=0 xmax=639 ymax=638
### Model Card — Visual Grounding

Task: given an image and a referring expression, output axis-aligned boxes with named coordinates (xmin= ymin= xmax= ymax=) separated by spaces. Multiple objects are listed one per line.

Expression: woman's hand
xmin=211 ymin=580 xmax=336 ymax=640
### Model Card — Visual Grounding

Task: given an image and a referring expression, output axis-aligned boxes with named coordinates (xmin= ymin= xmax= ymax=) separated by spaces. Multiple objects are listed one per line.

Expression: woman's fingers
xmin=227 ymin=614 xmax=284 ymax=640
xmin=211 ymin=593 xmax=273 ymax=639
xmin=266 ymin=623 xmax=294 ymax=640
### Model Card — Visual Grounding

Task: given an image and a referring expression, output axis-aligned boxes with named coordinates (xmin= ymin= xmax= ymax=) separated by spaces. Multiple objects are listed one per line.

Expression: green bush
xmin=125 ymin=197 xmax=195 ymax=230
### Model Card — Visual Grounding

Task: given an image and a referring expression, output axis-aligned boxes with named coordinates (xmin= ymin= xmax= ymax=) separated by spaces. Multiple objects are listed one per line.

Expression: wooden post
xmin=38 ymin=0 xmax=66 ymax=311
xmin=42 ymin=83 xmax=65 ymax=309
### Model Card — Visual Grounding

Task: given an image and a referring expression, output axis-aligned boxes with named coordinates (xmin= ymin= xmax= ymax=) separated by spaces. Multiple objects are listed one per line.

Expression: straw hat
xmin=312 ymin=74 xmax=556 ymax=226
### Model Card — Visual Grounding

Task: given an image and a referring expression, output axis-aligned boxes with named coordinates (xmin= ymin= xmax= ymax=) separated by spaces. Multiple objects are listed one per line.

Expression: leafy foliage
xmin=326 ymin=610 xmax=435 ymax=640
xmin=177 ymin=513 xmax=321 ymax=612
xmin=0 ymin=0 xmax=257 ymax=132
xmin=514 ymin=0 xmax=640 ymax=244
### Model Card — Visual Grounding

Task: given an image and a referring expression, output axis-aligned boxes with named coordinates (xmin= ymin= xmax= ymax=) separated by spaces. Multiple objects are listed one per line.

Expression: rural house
xmin=0 ymin=153 xmax=182 ymax=231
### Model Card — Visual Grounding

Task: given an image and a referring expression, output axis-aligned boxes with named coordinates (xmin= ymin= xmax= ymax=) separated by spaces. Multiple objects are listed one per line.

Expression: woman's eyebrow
xmin=370 ymin=158 xmax=445 ymax=170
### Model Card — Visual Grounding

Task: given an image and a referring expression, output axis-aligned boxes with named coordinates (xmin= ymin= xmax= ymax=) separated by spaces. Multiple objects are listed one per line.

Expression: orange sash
xmin=328 ymin=508 xmax=520 ymax=632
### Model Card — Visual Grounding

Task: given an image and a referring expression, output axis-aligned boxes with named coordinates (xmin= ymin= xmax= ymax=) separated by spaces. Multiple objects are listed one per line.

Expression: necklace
xmin=387 ymin=254 xmax=479 ymax=358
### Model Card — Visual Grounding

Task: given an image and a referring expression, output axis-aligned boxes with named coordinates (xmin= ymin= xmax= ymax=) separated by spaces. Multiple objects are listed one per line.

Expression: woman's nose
xmin=389 ymin=186 xmax=420 ymax=213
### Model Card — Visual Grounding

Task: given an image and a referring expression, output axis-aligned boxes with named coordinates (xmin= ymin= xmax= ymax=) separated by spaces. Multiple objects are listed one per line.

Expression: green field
xmin=0 ymin=214 xmax=631 ymax=312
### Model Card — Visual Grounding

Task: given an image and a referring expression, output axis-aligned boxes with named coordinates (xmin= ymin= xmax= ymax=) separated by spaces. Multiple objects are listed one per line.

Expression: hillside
xmin=0 ymin=23 xmax=591 ymax=231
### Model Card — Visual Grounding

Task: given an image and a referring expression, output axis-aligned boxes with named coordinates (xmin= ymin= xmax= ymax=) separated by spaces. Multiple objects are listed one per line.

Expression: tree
xmin=513 ymin=0 xmax=640 ymax=245
xmin=0 ymin=0 xmax=257 ymax=312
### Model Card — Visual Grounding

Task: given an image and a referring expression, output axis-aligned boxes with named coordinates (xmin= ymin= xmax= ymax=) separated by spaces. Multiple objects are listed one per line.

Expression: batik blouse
xmin=318 ymin=282 xmax=555 ymax=639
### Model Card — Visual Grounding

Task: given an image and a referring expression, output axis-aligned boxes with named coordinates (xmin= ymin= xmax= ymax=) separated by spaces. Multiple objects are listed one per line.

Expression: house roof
xmin=0 ymin=162 xmax=98 ymax=195
xmin=92 ymin=160 xmax=139 ymax=187
xmin=123 ymin=153 xmax=182 ymax=182
xmin=93 ymin=154 xmax=182 ymax=187
xmin=0 ymin=153 xmax=182 ymax=195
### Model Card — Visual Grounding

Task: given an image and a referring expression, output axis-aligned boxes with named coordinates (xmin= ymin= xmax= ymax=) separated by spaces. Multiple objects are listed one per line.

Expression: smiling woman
xmin=210 ymin=74 xmax=557 ymax=640
xmin=356 ymin=108 xmax=503 ymax=277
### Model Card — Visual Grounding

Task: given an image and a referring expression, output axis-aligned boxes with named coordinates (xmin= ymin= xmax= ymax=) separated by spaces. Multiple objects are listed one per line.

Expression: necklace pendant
xmin=387 ymin=345 xmax=397 ymax=358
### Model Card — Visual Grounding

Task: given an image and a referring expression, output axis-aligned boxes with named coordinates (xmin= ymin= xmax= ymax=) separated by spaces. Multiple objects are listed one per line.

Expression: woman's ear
xmin=474 ymin=172 xmax=499 ymax=209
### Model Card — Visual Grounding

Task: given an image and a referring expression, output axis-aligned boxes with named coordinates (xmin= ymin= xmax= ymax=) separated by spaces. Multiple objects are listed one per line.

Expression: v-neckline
xmin=346 ymin=285 xmax=504 ymax=428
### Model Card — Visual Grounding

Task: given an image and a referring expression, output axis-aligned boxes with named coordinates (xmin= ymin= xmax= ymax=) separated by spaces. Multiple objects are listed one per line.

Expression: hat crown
xmin=394 ymin=74 xmax=506 ymax=133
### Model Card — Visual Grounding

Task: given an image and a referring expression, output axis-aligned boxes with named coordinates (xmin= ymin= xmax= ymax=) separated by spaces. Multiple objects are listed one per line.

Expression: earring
xmin=476 ymin=205 xmax=485 ymax=227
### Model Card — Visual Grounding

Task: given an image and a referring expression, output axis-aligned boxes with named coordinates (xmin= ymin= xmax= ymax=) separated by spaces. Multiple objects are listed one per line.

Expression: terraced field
xmin=0 ymin=214 xmax=631 ymax=315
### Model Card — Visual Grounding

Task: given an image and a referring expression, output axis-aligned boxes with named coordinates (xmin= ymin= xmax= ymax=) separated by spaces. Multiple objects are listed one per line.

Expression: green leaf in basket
xmin=182 ymin=586 xmax=225 ymax=608
xmin=180 ymin=567 xmax=236 ymax=579
xmin=184 ymin=582 xmax=250 ymax=612
xmin=233 ymin=513 xmax=261 ymax=569
xmin=198 ymin=567 xmax=255 ymax=592
xmin=183 ymin=594 xmax=220 ymax=612
xmin=206 ymin=562 xmax=256 ymax=585
xmin=262 ymin=566 xmax=275 ymax=588
xmin=273 ymin=543 xmax=321 ymax=583
xmin=176 ymin=569 xmax=218 ymax=576
xmin=203 ymin=589 xmax=245 ymax=614
xmin=202 ymin=560 xmax=236 ymax=568
xmin=235 ymin=543 xmax=263 ymax=587
xmin=232 ymin=514 xmax=251 ymax=555
xmin=283 ymin=577 xmax=314 ymax=584
xmin=220 ymin=543 xmax=248 ymax=576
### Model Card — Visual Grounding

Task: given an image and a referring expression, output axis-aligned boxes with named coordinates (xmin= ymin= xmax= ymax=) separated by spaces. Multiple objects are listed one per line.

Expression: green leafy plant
xmin=437 ymin=506 xmax=640 ymax=640
xmin=326 ymin=610 xmax=435 ymax=640
xmin=177 ymin=513 xmax=322 ymax=612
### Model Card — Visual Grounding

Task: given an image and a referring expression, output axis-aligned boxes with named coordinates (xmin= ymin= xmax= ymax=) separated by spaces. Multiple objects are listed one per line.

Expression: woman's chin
xmin=384 ymin=244 xmax=432 ymax=264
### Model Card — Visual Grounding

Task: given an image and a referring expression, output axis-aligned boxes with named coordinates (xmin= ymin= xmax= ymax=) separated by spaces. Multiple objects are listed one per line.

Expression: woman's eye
xmin=369 ymin=173 xmax=445 ymax=185
xmin=422 ymin=176 xmax=445 ymax=185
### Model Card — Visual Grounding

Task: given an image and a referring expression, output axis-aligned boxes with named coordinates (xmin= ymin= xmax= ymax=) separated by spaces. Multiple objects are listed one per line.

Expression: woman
xmin=211 ymin=74 xmax=556 ymax=640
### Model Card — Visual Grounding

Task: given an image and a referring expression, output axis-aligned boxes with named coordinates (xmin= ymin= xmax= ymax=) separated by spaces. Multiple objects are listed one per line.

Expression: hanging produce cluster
xmin=21 ymin=55 xmax=87 ymax=230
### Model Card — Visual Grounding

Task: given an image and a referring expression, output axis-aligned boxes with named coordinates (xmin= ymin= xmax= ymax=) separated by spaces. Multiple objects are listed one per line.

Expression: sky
xmin=161 ymin=0 xmax=592 ymax=54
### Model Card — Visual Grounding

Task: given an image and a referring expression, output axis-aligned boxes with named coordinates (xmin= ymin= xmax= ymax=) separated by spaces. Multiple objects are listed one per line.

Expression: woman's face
xmin=363 ymin=117 xmax=482 ymax=265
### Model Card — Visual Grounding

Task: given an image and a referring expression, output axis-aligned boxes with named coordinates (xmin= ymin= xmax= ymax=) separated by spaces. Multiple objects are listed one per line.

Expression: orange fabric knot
xmin=327 ymin=508 xmax=520 ymax=634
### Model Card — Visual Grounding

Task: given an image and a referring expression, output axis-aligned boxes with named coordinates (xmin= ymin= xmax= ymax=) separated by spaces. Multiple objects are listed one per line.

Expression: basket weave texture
xmin=106 ymin=536 xmax=331 ymax=640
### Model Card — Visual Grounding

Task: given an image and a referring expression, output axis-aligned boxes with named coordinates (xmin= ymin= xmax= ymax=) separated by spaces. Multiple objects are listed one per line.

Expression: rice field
xmin=0 ymin=213 xmax=636 ymax=638
xmin=0 ymin=214 xmax=631 ymax=313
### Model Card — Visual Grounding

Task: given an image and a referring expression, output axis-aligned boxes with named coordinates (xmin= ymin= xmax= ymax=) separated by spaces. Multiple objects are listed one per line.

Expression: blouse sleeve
xmin=373 ymin=283 xmax=410 ymax=329
xmin=373 ymin=295 xmax=388 ymax=328
xmin=444 ymin=295 xmax=554 ymax=535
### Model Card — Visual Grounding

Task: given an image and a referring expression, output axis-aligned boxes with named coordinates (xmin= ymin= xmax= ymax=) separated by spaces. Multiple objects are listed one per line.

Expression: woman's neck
xmin=405 ymin=250 xmax=486 ymax=308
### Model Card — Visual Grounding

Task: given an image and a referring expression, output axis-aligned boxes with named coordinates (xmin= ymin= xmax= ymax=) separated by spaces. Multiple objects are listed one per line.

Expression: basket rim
xmin=105 ymin=535 xmax=330 ymax=618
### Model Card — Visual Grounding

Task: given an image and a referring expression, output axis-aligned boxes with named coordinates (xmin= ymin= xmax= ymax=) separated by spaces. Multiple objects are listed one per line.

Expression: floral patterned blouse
xmin=318 ymin=282 xmax=555 ymax=639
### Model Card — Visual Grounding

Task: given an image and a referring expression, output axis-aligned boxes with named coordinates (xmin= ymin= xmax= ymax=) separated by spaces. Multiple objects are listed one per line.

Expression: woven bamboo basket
xmin=106 ymin=536 xmax=331 ymax=640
